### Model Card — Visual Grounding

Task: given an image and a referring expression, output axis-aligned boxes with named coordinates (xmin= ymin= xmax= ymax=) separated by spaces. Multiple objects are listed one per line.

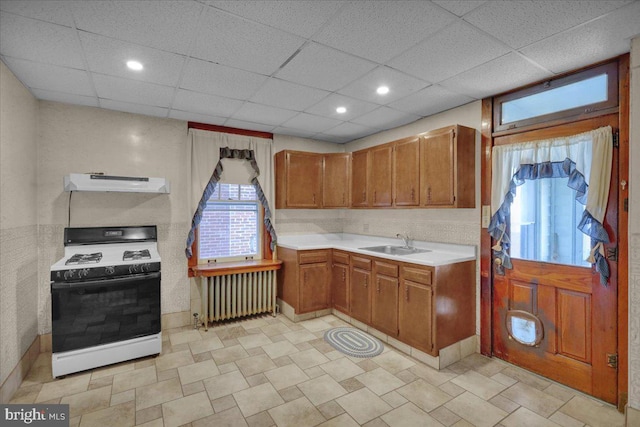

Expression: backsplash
xmin=275 ymin=209 xmax=345 ymax=235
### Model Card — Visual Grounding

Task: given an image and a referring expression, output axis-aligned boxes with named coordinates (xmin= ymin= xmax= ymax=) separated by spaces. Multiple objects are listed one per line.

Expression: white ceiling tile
xmin=312 ymin=1 xmax=455 ymax=63
xmin=520 ymin=1 xmax=640 ymax=74
xmin=281 ymin=113 xmax=343 ymax=133
xmin=337 ymin=66 xmax=431 ymax=104
xmin=432 ymin=1 xmax=487 ymax=17
xmin=93 ymin=74 xmax=175 ymax=107
xmin=3 ymin=57 xmax=94 ymax=96
xmin=230 ymin=102 xmax=299 ymax=127
xmin=173 ymin=89 xmax=244 ymax=118
xmin=271 ymin=126 xmax=318 ymax=139
xmin=99 ymin=99 xmax=169 ymax=118
xmin=389 ymin=85 xmax=475 ymax=116
xmin=250 ymin=78 xmax=330 ymax=111
xmin=439 ymin=53 xmax=552 ymax=99
xmin=0 ymin=13 xmax=85 ymax=68
xmin=31 ymin=88 xmax=99 ymax=108
xmin=464 ymin=0 xmax=632 ymax=49
xmin=388 ymin=21 xmax=510 ymax=83
xmin=168 ymin=109 xmax=227 ymax=126
xmin=222 ymin=119 xmax=276 ymax=133
xmin=206 ymin=1 xmax=342 ymax=38
xmin=80 ymin=32 xmax=186 ymax=87
xmin=0 ymin=0 xmax=76 ymax=26
xmin=321 ymin=122 xmax=378 ymax=139
xmin=181 ymin=58 xmax=268 ymax=100
xmin=70 ymin=0 xmax=202 ymax=54
xmin=275 ymin=43 xmax=376 ymax=91
xmin=350 ymin=106 xmax=420 ymax=130
xmin=313 ymin=134 xmax=352 ymax=144
xmin=304 ymin=94 xmax=379 ymax=121
xmin=191 ymin=7 xmax=305 ymax=75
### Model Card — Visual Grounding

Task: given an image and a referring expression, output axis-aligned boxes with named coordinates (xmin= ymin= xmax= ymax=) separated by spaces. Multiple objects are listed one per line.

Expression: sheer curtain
xmin=185 ymin=128 xmax=276 ymax=258
xmin=488 ymin=126 xmax=612 ymax=284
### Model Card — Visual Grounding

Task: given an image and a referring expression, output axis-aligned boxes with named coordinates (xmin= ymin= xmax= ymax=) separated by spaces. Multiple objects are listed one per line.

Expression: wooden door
xmin=299 ymin=262 xmax=329 ymax=313
xmin=286 ymin=151 xmax=322 ymax=208
xmin=351 ymin=150 xmax=369 ymax=207
xmin=372 ymin=274 xmax=399 ymax=337
xmin=323 ymin=153 xmax=350 ymax=207
xmin=491 ymin=117 xmax=619 ymax=404
xmin=399 ymin=280 xmax=433 ymax=353
xmin=331 ymin=262 xmax=349 ymax=314
xmin=350 ymin=267 xmax=371 ymax=323
xmin=421 ymin=129 xmax=454 ymax=206
xmin=394 ymin=137 xmax=420 ymax=206
xmin=369 ymin=144 xmax=393 ymax=207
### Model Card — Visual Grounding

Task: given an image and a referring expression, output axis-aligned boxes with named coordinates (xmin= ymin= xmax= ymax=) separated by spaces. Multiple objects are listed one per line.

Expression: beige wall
xmin=0 ymin=62 xmax=39 ymax=386
xmin=36 ymin=102 xmax=190 ymax=334
xmin=628 ymin=36 xmax=640 ymax=412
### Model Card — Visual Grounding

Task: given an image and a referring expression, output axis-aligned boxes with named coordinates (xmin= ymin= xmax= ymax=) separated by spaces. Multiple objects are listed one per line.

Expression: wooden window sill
xmin=190 ymin=260 xmax=282 ymax=277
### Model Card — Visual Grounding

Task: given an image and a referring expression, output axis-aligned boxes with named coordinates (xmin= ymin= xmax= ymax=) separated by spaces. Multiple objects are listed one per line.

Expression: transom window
xmin=494 ymin=62 xmax=618 ymax=132
xmin=198 ymin=183 xmax=261 ymax=263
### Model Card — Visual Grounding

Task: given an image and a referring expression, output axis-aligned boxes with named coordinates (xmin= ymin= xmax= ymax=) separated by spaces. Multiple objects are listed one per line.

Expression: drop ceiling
xmin=1 ymin=0 xmax=639 ymax=143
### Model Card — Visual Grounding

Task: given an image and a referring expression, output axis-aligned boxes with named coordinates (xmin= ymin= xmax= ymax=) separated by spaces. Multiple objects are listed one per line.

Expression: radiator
xmin=204 ymin=270 xmax=277 ymax=324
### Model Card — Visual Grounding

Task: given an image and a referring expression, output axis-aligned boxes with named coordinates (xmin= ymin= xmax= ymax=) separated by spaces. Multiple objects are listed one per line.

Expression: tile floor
xmin=9 ymin=314 xmax=625 ymax=427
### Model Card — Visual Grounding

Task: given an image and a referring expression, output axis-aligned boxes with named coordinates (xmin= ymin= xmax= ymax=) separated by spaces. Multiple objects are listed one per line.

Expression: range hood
xmin=64 ymin=173 xmax=170 ymax=193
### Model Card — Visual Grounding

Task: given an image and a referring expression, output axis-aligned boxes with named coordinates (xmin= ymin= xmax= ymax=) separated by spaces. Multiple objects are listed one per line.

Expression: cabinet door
xmin=350 ymin=267 xmax=371 ymax=323
xmin=351 ymin=150 xmax=369 ymax=207
xmin=369 ymin=144 xmax=393 ymax=207
xmin=421 ymin=130 xmax=454 ymax=207
xmin=286 ymin=151 xmax=322 ymax=208
xmin=331 ymin=262 xmax=349 ymax=314
xmin=394 ymin=137 xmax=420 ymax=206
xmin=323 ymin=153 xmax=350 ymax=207
xmin=398 ymin=280 xmax=434 ymax=354
xmin=300 ymin=262 xmax=329 ymax=313
xmin=371 ymin=274 xmax=399 ymax=337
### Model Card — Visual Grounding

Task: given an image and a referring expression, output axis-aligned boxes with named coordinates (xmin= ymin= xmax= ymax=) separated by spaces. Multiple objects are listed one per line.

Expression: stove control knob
xmin=79 ymin=268 xmax=90 ymax=278
xmin=64 ymin=270 xmax=75 ymax=280
xmin=105 ymin=266 xmax=115 ymax=275
xmin=141 ymin=263 xmax=151 ymax=272
xmin=129 ymin=264 xmax=139 ymax=274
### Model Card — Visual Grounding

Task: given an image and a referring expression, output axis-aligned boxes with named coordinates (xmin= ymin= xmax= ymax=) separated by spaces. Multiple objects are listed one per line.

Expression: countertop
xmin=276 ymin=233 xmax=476 ymax=267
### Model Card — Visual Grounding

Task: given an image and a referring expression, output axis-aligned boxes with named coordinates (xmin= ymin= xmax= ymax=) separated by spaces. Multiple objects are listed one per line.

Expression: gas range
xmin=50 ymin=226 xmax=161 ymax=282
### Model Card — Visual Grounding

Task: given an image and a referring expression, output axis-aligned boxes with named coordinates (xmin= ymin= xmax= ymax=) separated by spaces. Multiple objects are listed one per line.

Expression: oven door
xmin=51 ymin=272 xmax=161 ymax=353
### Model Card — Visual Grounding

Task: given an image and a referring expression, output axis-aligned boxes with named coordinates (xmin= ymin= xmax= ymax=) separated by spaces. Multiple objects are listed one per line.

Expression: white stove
xmin=50 ymin=225 xmax=162 ymax=378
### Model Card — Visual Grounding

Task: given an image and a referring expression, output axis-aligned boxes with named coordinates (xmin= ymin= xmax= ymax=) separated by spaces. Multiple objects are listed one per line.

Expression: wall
xmin=0 ymin=62 xmax=39 ymax=391
xmin=36 ymin=102 xmax=190 ymax=334
xmin=628 ymin=36 xmax=640 ymax=414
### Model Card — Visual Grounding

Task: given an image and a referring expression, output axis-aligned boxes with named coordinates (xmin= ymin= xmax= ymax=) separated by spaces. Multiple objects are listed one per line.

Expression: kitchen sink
xmin=359 ymin=245 xmax=431 ymax=256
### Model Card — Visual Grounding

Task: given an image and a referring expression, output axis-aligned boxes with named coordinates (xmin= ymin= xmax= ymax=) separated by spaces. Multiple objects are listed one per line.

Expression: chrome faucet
xmin=396 ymin=233 xmax=411 ymax=248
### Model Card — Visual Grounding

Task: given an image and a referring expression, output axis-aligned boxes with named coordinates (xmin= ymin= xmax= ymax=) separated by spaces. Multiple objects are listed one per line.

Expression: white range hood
xmin=64 ymin=173 xmax=170 ymax=193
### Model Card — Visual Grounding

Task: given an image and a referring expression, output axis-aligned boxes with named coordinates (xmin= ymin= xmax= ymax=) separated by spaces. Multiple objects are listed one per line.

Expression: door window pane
xmin=502 ymin=74 xmax=608 ymax=125
xmin=510 ymin=177 xmax=590 ymax=267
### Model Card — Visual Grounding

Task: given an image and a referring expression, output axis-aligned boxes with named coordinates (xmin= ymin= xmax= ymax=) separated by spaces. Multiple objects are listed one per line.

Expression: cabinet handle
xmin=427 ymin=186 xmax=432 ymax=203
xmin=374 ymin=191 xmax=377 ymax=203
xmin=342 ymin=270 xmax=346 ymax=281
xmin=342 ymin=193 xmax=345 ymax=205
xmin=364 ymin=277 xmax=368 ymax=288
xmin=313 ymin=193 xmax=316 ymax=204
xmin=411 ymin=188 xmax=415 ymax=202
xmin=362 ymin=190 xmax=366 ymax=202
xmin=304 ymin=271 xmax=308 ymax=283
xmin=405 ymin=285 xmax=409 ymax=301
xmin=377 ymin=278 xmax=380 ymax=293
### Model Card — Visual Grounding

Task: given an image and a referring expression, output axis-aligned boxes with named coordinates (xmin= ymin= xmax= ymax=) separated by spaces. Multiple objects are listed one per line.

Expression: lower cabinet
xmin=371 ymin=261 xmax=399 ymax=337
xmin=300 ymin=262 xmax=330 ymax=313
xmin=331 ymin=251 xmax=350 ymax=314
xmin=399 ymin=280 xmax=433 ymax=353
xmin=350 ymin=262 xmax=371 ymax=324
xmin=277 ymin=247 xmax=330 ymax=314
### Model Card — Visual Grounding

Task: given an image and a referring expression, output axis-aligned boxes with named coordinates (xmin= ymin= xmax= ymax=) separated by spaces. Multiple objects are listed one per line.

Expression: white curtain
xmin=187 ymin=128 xmax=275 ymax=226
xmin=491 ymin=126 xmax=612 ymax=223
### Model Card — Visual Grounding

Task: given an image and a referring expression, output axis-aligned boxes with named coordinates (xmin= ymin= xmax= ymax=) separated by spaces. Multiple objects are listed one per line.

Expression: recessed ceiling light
xmin=126 ymin=60 xmax=143 ymax=71
xmin=336 ymin=106 xmax=347 ymax=114
xmin=376 ymin=85 xmax=389 ymax=95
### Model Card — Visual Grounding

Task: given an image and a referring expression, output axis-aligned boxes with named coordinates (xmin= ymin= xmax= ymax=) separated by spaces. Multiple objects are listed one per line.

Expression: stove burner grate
xmin=65 ymin=252 xmax=103 ymax=265
xmin=123 ymin=249 xmax=151 ymax=261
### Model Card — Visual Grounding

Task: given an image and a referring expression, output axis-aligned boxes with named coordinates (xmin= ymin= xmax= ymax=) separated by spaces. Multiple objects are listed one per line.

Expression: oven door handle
xmin=51 ymin=272 xmax=161 ymax=290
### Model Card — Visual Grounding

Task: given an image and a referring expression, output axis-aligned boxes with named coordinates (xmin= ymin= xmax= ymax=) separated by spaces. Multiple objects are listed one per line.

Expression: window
xmin=494 ymin=62 xmax=618 ymax=132
xmin=198 ymin=183 xmax=261 ymax=263
xmin=510 ymin=177 xmax=590 ymax=267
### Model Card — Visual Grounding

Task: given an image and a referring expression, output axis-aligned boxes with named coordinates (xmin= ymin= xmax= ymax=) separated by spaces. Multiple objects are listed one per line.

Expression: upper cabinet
xmin=275 ymin=124 xmax=476 ymax=210
xmin=369 ymin=144 xmax=393 ymax=207
xmin=351 ymin=150 xmax=369 ymax=207
xmin=420 ymin=125 xmax=475 ymax=208
xmin=323 ymin=153 xmax=350 ymax=208
xmin=393 ymin=136 xmax=420 ymax=207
